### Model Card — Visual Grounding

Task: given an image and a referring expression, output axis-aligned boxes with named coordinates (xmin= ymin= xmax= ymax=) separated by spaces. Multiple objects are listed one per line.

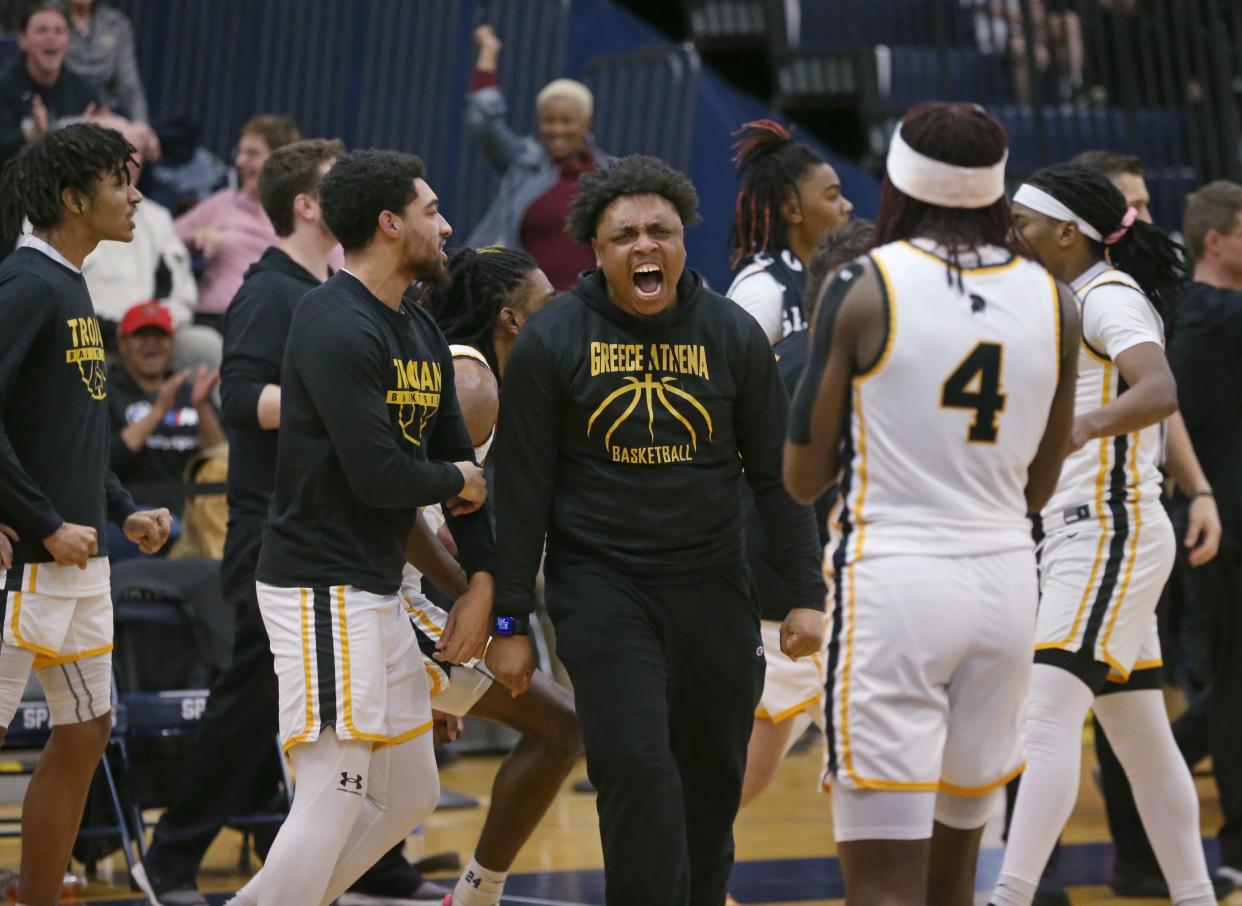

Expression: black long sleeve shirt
xmin=256 ymin=271 xmax=494 ymax=595
xmin=219 ymin=247 xmax=321 ymax=523
xmin=493 ymin=267 xmax=823 ymax=616
xmin=0 ymin=245 xmax=135 ymax=562
xmin=1168 ymin=281 xmax=1242 ymax=530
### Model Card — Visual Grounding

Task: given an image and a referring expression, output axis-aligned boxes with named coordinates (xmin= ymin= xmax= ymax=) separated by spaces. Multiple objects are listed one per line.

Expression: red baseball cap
xmin=119 ymin=301 xmax=175 ymax=338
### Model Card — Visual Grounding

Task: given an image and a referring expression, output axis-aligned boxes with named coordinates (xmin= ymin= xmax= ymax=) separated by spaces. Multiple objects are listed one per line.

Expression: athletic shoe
xmin=336 ymin=872 xmax=450 ymax=906
xmin=141 ymin=864 xmax=209 ymax=906
xmin=1111 ymin=868 xmax=1234 ymax=900
xmin=1216 ymin=864 xmax=1242 ymax=888
xmin=1031 ymin=884 xmax=1071 ymax=906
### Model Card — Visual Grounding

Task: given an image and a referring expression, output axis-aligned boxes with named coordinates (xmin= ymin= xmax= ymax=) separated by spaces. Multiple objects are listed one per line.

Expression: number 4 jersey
xmin=833 ymin=239 xmax=1062 ymax=564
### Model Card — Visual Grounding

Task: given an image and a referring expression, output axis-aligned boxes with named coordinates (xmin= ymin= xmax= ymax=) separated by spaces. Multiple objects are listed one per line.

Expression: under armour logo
xmin=338 ymin=772 xmax=364 ymax=793
xmin=970 ymin=293 xmax=987 ymax=314
xmin=756 ymin=645 xmax=765 ymax=657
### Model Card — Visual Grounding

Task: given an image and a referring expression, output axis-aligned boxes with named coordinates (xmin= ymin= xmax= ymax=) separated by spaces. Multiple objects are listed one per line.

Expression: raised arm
xmin=464 ymin=24 xmax=530 ymax=173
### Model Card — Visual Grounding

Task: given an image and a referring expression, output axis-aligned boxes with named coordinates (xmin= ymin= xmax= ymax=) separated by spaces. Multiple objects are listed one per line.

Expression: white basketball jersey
xmin=449 ymin=343 xmax=497 ymax=463
xmin=832 ymin=240 xmax=1061 ymax=566
xmin=1041 ymin=262 xmax=1165 ymax=522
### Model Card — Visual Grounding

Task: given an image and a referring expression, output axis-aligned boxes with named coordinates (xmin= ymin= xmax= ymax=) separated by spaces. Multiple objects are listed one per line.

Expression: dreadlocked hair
xmin=422 ymin=246 xmax=540 ymax=376
xmin=729 ymin=119 xmax=825 ymax=268
xmin=873 ymin=103 xmax=1022 ymax=286
xmin=0 ymin=122 xmax=135 ymax=240
xmin=1026 ymin=164 xmax=1188 ymax=314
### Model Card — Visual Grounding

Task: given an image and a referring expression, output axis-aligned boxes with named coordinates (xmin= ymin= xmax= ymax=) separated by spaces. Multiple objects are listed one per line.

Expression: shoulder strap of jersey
xmin=449 ymin=344 xmax=492 ymax=372
xmin=1077 ymin=267 xmax=1159 ymax=363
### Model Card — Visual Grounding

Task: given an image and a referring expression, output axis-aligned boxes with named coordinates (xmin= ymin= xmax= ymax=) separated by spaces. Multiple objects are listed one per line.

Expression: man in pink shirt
xmin=175 ymin=115 xmax=300 ymax=328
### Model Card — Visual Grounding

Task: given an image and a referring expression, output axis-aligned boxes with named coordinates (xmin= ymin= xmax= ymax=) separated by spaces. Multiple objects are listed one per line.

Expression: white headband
xmin=885 ymin=125 xmax=1008 ymax=209
xmin=1012 ymin=183 xmax=1103 ymax=242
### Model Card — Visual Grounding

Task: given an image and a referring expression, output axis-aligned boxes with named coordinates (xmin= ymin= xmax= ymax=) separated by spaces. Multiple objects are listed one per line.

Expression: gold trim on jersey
xmin=899 ymin=241 xmax=1024 ymax=276
xmin=849 ymin=387 xmax=871 ymax=563
xmin=856 ymin=255 xmax=897 ymax=382
xmin=374 ymin=719 xmax=434 ymax=750
xmin=283 ymin=588 xmax=316 ymax=753
xmin=1108 ymin=657 xmax=1162 ymax=683
xmin=938 ymin=762 xmax=1027 ymax=798
xmin=1047 ymin=273 xmax=1062 ymax=373
xmin=27 ymin=564 xmax=39 ymax=594
xmin=755 ymin=692 xmax=822 ymax=724
xmin=33 ymin=643 xmax=114 ymax=671
xmin=336 ymin=585 xmax=386 ymax=747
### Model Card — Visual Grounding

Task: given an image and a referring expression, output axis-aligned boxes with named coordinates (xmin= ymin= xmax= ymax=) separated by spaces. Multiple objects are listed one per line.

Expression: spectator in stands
xmin=64 ymin=0 xmax=158 ymax=157
xmin=966 ymin=0 xmax=1084 ymax=104
xmin=1071 ymin=150 xmax=1152 ymax=223
xmin=174 ymin=114 xmax=301 ymax=329
xmin=464 ymin=23 xmax=611 ymax=290
xmin=1162 ymin=180 xmax=1242 ymax=891
xmin=74 ymin=117 xmax=221 ymax=370
xmin=108 ymin=300 xmax=223 ymax=519
xmin=0 ymin=1 xmax=101 ymax=165
xmin=726 ymin=119 xmax=852 ymax=344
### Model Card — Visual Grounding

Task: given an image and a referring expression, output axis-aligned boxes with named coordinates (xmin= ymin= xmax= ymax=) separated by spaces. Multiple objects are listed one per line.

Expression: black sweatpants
xmin=146 ymin=518 xmax=282 ymax=879
xmin=546 ymin=552 xmax=766 ymax=906
xmin=1101 ymin=534 xmax=1242 ymax=872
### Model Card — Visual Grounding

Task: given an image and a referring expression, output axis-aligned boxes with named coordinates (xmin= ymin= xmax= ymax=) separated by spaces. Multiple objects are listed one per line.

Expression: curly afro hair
xmin=0 ymin=122 xmax=135 ymax=239
xmin=320 ymin=149 xmax=426 ymax=252
xmin=565 ymin=154 xmax=701 ymax=244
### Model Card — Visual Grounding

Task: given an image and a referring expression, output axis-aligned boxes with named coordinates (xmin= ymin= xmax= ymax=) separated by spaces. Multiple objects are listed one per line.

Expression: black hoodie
xmin=493 ymin=267 xmax=824 ymax=617
xmin=219 ymin=246 xmax=323 ymax=522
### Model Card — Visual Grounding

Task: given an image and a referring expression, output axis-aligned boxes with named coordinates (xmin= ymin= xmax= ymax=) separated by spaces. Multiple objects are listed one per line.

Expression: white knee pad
xmin=934 ymin=787 xmax=999 ymax=830
xmin=0 ymin=644 xmax=36 ymax=729
xmin=36 ymin=652 xmax=112 ymax=726
xmin=830 ymin=782 xmax=936 ymax=842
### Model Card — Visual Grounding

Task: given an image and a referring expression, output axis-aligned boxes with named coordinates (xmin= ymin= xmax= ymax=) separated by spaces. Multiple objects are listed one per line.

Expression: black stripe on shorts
xmin=823 ymin=394 xmax=855 ymax=780
xmin=313 ymin=586 xmax=337 ymax=732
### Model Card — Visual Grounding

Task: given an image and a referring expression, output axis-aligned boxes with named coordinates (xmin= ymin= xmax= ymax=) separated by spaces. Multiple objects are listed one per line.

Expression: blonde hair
xmin=536 ymin=79 xmax=593 ymax=120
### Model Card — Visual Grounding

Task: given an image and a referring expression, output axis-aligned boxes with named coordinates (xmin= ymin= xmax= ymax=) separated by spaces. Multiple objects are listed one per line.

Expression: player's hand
xmin=446 ymin=461 xmax=487 ymax=516
xmin=432 ymin=709 xmax=463 ymax=746
xmin=779 ymin=607 xmax=825 ymax=660
xmin=1185 ymin=493 xmax=1221 ymax=567
xmin=155 ymin=368 xmax=191 ymax=414
xmin=43 ymin=522 xmax=98 ymax=569
xmin=0 ymin=524 xmax=18 ymax=570
xmin=190 ymin=365 xmax=220 ymax=409
xmin=436 ymin=573 xmax=494 ymax=665
xmin=124 ymin=508 xmax=173 ymax=554
xmin=485 ymin=634 xmax=535 ymax=698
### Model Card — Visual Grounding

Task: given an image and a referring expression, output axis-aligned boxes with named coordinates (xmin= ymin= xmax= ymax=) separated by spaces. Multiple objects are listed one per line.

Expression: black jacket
xmin=493 ymin=267 xmax=824 ymax=616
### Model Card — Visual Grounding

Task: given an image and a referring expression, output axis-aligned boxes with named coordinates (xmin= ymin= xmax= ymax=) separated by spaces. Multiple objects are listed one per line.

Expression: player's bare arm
xmin=453 ymin=357 xmax=500 ymax=449
xmin=1024 ymin=283 xmax=1080 ymax=512
xmin=1069 ymin=341 xmax=1177 ymax=451
xmin=405 ymin=510 xmax=469 ymax=597
xmin=783 ymin=259 xmax=883 ymax=504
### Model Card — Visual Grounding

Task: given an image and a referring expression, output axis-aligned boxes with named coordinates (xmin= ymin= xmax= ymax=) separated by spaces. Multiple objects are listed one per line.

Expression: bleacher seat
xmin=797 ymin=0 xmax=975 ymax=52
xmin=585 ymin=43 xmax=702 ymax=173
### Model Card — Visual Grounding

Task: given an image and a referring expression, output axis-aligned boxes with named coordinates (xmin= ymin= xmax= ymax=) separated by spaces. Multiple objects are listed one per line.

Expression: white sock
xmin=989 ymin=873 xmax=1037 ymax=906
xmin=1094 ymin=690 xmax=1216 ymax=906
xmin=991 ymin=664 xmax=1096 ymax=906
xmin=452 ymin=855 xmax=509 ymax=906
